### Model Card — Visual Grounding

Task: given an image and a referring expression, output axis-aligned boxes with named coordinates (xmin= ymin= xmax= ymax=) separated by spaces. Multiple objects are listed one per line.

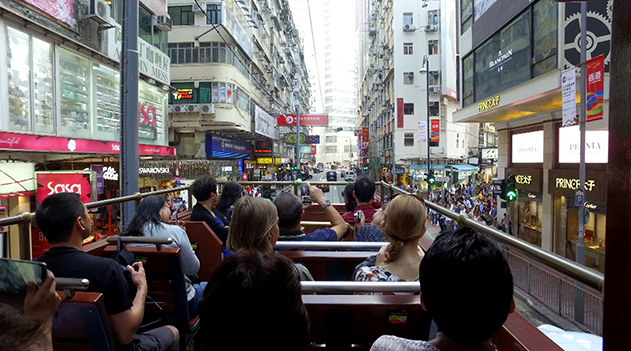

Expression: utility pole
xmin=120 ymin=0 xmax=139 ymax=229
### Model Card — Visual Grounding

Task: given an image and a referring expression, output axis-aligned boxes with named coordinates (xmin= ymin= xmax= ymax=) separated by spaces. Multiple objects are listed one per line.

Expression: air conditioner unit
xmin=425 ymin=24 xmax=438 ymax=32
xmin=88 ymin=0 xmax=111 ymax=24
xmin=192 ymin=2 xmax=206 ymax=13
xmin=153 ymin=15 xmax=173 ymax=31
xmin=173 ymin=105 xmax=187 ymax=113
xmin=403 ymin=24 xmax=415 ymax=32
xmin=430 ymin=86 xmax=441 ymax=93
xmin=187 ymin=105 xmax=200 ymax=113
xmin=200 ymin=104 xmax=215 ymax=114
xmin=168 ymin=105 xmax=174 ymax=113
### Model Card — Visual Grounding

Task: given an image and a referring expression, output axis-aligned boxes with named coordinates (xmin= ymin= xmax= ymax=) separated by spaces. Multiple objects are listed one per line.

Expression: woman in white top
xmin=124 ymin=195 xmax=206 ymax=314
xmin=354 ymin=193 xmax=427 ymax=283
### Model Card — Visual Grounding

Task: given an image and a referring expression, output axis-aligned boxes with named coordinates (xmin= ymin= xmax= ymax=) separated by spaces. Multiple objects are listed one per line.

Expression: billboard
xmin=512 ymin=130 xmax=543 ymax=163
xmin=430 ymin=119 xmax=440 ymax=147
xmin=277 ymin=114 xmax=329 ymax=126
xmin=24 ymin=0 xmax=75 ymax=27
xmin=397 ymin=98 xmax=404 ymax=128
xmin=254 ymin=105 xmax=276 ymax=139
xmin=36 ymin=172 xmax=93 ymax=204
xmin=586 ymin=55 xmax=604 ymax=122
xmin=205 ymin=134 xmax=252 ymax=159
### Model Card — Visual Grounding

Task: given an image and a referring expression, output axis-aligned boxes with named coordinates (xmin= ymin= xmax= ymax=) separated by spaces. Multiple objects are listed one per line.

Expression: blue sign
xmin=305 ymin=135 xmax=320 ymax=144
xmin=205 ymin=134 xmax=252 ymax=159
xmin=237 ymin=159 xmax=244 ymax=175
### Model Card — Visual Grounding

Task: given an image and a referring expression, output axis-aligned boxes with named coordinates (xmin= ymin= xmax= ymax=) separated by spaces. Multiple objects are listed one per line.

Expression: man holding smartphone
xmin=273 ymin=183 xmax=349 ymax=243
xmin=34 ymin=193 xmax=178 ymax=351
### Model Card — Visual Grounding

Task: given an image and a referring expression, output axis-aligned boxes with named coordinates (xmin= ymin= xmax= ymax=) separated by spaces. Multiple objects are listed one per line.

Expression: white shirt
xmin=370 ymin=335 xmax=441 ymax=351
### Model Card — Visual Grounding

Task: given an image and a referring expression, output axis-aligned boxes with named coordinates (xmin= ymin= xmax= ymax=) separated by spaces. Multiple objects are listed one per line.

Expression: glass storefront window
xmin=93 ymin=63 xmax=120 ymax=140
xmin=566 ymin=205 xmax=606 ymax=272
xmin=138 ymin=81 xmax=167 ymax=145
xmin=517 ymin=196 xmax=543 ymax=246
xmin=59 ymin=48 xmax=91 ymax=138
xmin=139 ymin=6 xmax=153 ymax=46
xmin=6 ymin=27 xmax=31 ymax=132
xmin=32 ymin=37 xmax=54 ymax=134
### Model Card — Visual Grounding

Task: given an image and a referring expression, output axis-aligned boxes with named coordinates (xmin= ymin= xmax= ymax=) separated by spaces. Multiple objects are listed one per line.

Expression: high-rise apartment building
xmin=357 ymin=0 xmax=480 ymax=185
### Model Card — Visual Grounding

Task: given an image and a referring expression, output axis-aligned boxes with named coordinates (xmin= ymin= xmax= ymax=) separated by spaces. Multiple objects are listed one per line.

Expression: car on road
xmin=316 ymin=163 xmax=324 ymax=173
xmin=316 ymin=184 xmax=330 ymax=192
xmin=326 ymin=171 xmax=337 ymax=181
xmin=344 ymin=171 xmax=356 ymax=181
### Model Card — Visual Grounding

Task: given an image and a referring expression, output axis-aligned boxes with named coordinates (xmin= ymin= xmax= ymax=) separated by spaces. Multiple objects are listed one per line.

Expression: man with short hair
xmin=342 ymin=175 xmax=382 ymax=225
xmin=274 ymin=184 xmax=348 ymax=242
xmin=370 ymin=228 xmax=515 ymax=351
xmin=35 ymin=193 xmax=178 ymax=351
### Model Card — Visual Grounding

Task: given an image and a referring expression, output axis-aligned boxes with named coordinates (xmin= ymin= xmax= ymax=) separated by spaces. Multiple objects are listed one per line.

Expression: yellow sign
xmin=274 ymin=158 xmax=282 ymax=164
xmin=478 ymin=95 xmax=501 ymax=112
xmin=515 ymin=175 xmax=532 ymax=185
xmin=555 ymin=178 xmax=596 ymax=191
xmin=257 ymin=158 xmax=273 ymax=164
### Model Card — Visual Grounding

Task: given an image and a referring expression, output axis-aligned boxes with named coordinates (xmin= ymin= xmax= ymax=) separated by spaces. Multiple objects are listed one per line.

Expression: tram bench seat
xmin=183 ymin=220 xmax=223 ymax=281
xmin=302 ymin=294 xmax=431 ymax=350
xmin=100 ymin=245 xmax=199 ymax=351
xmin=279 ymin=250 xmax=373 ymax=281
xmin=52 ymin=291 xmax=116 ymax=351
xmin=302 ymin=204 xmax=347 ymax=234
xmin=493 ymin=311 xmax=564 ymax=351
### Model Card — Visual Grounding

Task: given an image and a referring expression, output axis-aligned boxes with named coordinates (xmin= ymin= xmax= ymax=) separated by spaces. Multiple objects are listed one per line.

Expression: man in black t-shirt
xmin=35 ymin=193 xmax=178 ymax=351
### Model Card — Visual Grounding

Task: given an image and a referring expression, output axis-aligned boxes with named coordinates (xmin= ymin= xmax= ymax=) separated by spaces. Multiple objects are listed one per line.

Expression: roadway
xmin=310 ymin=169 xmax=349 ymax=204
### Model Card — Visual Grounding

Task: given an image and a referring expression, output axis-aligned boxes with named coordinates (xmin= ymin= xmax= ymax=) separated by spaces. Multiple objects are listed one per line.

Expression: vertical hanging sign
xmin=362 ymin=127 xmax=369 ymax=155
xmin=586 ymin=55 xmax=604 ymax=122
xmin=417 ymin=120 xmax=427 ymax=142
xmin=397 ymin=98 xmax=404 ymax=128
xmin=430 ymin=119 xmax=440 ymax=147
xmin=561 ymin=67 xmax=577 ymax=126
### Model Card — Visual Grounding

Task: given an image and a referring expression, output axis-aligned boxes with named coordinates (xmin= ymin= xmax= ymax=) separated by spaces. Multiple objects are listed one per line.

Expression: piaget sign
xmin=104 ymin=24 xmax=171 ymax=85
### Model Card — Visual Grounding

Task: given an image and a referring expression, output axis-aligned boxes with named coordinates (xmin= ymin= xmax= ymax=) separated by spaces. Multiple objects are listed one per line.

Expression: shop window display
xmin=6 ymin=27 xmax=31 ymax=131
xmin=94 ymin=63 xmax=120 ymax=140
xmin=566 ymin=206 xmax=606 ymax=272
xmin=59 ymin=48 xmax=91 ymax=138
xmin=517 ymin=196 xmax=542 ymax=246
xmin=32 ymin=37 xmax=54 ymax=134
xmin=138 ymin=82 xmax=167 ymax=145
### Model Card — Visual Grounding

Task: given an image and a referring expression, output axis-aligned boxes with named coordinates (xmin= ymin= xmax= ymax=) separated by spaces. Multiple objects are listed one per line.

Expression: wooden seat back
xmin=52 ymin=292 xmax=116 ymax=351
xmin=303 ymin=294 xmax=431 ymax=350
xmin=302 ymin=204 xmax=346 ymax=234
xmin=100 ymin=245 xmax=199 ymax=350
xmin=279 ymin=251 xmax=372 ymax=281
xmin=183 ymin=220 xmax=223 ymax=281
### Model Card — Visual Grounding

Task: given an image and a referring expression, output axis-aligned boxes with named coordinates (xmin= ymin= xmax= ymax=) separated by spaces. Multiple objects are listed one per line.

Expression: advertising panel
xmin=417 ymin=120 xmax=427 ymax=143
xmin=397 ymin=98 xmax=404 ymax=128
xmin=254 ymin=140 xmax=273 ymax=157
xmin=254 ymin=105 xmax=276 ymax=139
xmin=512 ymin=130 xmax=543 ymax=163
xmin=362 ymin=127 xmax=369 ymax=155
xmin=586 ymin=55 xmax=605 ymax=122
xmin=558 ymin=126 xmax=608 ymax=164
xmin=277 ymin=114 xmax=329 ymax=126
xmin=561 ymin=67 xmax=577 ymax=126
xmin=305 ymin=135 xmax=320 ymax=144
xmin=284 ymin=133 xmax=307 ymax=144
xmin=36 ymin=172 xmax=93 ymax=204
xmin=0 ymin=162 xmax=36 ymax=198
xmin=24 ymin=0 xmax=75 ymax=27
xmin=205 ymin=134 xmax=252 ymax=159
xmin=0 ymin=132 xmax=175 ymax=155
xmin=430 ymin=119 xmax=440 ymax=147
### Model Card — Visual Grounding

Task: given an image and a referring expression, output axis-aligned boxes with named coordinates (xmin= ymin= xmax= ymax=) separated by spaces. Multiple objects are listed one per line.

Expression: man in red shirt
xmin=342 ymin=175 xmax=382 ymax=225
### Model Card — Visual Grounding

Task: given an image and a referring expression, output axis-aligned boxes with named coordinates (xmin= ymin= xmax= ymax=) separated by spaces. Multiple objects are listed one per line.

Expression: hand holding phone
xmin=0 ymin=258 xmax=47 ymax=295
xmin=23 ymin=270 xmax=61 ymax=323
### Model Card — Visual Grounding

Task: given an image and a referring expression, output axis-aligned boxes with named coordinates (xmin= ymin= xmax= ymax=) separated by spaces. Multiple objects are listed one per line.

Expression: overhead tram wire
xmin=307 ymin=0 xmax=325 ymax=112
xmin=192 ymin=0 xmax=290 ymax=111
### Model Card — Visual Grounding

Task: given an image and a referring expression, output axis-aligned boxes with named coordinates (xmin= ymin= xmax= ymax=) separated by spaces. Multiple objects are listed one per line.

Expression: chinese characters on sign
xmin=276 ymin=114 xmax=329 ymax=126
xmin=561 ymin=68 xmax=577 ymax=126
xmin=397 ymin=98 xmax=404 ymax=128
xmin=586 ymin=55 xmax=604 ymax=122
xmin=430 ymin=119 xmax=440 ymax=146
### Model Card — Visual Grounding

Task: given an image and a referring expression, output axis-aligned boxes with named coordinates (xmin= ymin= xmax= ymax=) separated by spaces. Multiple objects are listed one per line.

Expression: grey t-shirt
xmin=370 ymin=335 xmax=441 ymax=351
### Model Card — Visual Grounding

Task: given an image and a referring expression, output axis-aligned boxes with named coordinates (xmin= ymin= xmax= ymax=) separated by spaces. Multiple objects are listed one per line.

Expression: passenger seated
xmin=354 ymin=193 xmax=426 ymax=283
xmin=0 ymin=270 xmax=61 ymax=351
xmin=123 ymin=194 xmax=207 ymax=315
xmin=198 ymin=250 xmax=309 ymax=351
xmin=226 ymin=196 xmax=314 ymax=280
xmin=215 ymin=181 xmax=243 ymax=225
xmin=354 ymin=202 xmax=388 ymax=243
xmin=342 ymin=175 xmax=382 ymax=225
xmin=274 ymin=184 xmax=348 ymax=243
xmin=370 ymin=228 xmax=515 ymax=351
xmin=190 ymin=176 xmax=229 ymax=244
xmin=35 ymin=193 xmax=178 ymax=350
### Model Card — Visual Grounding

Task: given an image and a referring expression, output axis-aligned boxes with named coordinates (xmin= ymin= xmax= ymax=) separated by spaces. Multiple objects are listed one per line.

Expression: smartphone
xmin=0 ymin=258 xmax=47 ymax=295
xmin=354 ymin=210 xmax=363 ymax=223
xmin=301 ymin=185 xmax=311 ymax=204
xmin=175 ymin=211 xmax=179 ymax=226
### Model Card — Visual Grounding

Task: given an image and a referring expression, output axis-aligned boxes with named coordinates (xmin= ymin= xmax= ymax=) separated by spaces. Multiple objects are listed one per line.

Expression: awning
xmin=409 ymin=165 xmax=445 ymax=170
xmin=449 ymin=164 xmax=479 ymax=173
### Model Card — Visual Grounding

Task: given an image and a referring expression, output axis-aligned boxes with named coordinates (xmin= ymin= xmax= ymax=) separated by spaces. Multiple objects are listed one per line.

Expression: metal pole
xmin=120 ymin=0 xmax=139 ymax=229
xmin=425 ymin=56 xmax=431 ymax=199
xmin=575 ymin=1 xmax=588 ymax=324
xmin=296 ymin=106 xmax=301 ymax=171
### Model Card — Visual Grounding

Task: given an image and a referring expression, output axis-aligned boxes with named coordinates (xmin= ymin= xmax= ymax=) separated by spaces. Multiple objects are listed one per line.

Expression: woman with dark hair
xmin=215 ymin=181 xmax=242 ymax=225
xmin=190 ymin=176 xmax=229 ymax=244
xmin=124 ymin=194 xmax=206 ymax=314
xmin=342 ymin=183 xmax=357 ymax=213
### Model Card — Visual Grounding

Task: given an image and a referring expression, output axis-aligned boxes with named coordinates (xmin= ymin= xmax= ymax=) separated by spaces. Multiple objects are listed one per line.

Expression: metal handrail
xmin=380 ymin=183 xmax=605 ymax=293
xmin=301 ymin=281 xmax=420 ymax=293
xmin=276 ymin=241 xmax=385 ymax=250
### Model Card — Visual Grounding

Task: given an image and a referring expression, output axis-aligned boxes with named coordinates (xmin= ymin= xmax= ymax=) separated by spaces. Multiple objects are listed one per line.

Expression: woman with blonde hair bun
xmin=354 ymin=193 xmax=427 ymax=283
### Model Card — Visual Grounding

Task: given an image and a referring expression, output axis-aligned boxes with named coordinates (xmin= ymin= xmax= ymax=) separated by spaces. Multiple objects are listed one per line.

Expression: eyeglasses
xmin=391 ymin=192 xmax=425 ymax=205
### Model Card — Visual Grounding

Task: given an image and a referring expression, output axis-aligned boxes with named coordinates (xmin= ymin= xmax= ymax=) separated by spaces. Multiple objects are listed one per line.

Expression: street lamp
xmin=420 ymin=55 xmax=431 ymax=196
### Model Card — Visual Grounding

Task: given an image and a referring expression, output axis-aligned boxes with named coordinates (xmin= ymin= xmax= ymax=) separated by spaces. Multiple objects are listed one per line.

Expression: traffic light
xmin=501 ymin=174 xmax=517 ymax=201
xmin=427 ymin=170 xmax=435 ymax=185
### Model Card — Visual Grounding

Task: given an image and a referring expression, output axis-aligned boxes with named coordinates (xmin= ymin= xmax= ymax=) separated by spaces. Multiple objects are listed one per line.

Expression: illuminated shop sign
xmin=478 ymin=96 xmax=501 ymax=112
xmin=176 ymin=89 xmax=193 ymax=100
xmin=555 ymin=178 xmax=596 ymax=192
xmin=139 ymin=167 xmax=170 ymax=174
xmin=515 ymin=175 xmax=532 ymax=185
xmin=512 ymin=130 xmax=543 ymax=163
xmin=558 ymin=126 xmax=608 ymax=163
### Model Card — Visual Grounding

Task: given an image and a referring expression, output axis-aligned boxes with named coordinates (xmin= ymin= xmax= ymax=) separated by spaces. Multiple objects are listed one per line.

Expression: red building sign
xmin=397 ymin=98 xmax=404 ymax=128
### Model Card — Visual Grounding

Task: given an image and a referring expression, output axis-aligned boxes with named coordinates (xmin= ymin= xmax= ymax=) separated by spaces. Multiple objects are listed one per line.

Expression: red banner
xmin=0 ymin=132 xmax=175 ymax=155
xmin=586 ymin=55 xmax=604 ymax=122
xmin=362 ymin=127 xmax=369 ymax=155
xmin=430 ymin=119 xmax=440 ymax=147
xmin=277 ymin=114 xmax=329 ymax=126
xmin=397 ymin=98 xmax=404 ymax=128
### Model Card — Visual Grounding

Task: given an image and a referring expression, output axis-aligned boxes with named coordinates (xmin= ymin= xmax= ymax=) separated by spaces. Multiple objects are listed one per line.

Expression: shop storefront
xmin=0 ymin=162 xmax=36 ymax=258
xmin=508 ymin=167 xmax=544 ymax=246
xmin=549 ymin=169 xmax=607 ymax=273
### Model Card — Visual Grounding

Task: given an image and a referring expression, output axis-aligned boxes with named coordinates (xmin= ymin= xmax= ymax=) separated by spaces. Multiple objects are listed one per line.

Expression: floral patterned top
xmin=355 ymin=266 xmax=419 ymax=283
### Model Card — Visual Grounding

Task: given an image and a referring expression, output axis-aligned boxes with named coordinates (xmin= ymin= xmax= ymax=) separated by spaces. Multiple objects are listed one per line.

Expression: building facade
xmin=453 ymin=0 xmax=611 ymax=272
xmin=167 ymin=0 xmax=310 ymax=172
xmin=357 ymin=0 xmax=480 ymax=186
